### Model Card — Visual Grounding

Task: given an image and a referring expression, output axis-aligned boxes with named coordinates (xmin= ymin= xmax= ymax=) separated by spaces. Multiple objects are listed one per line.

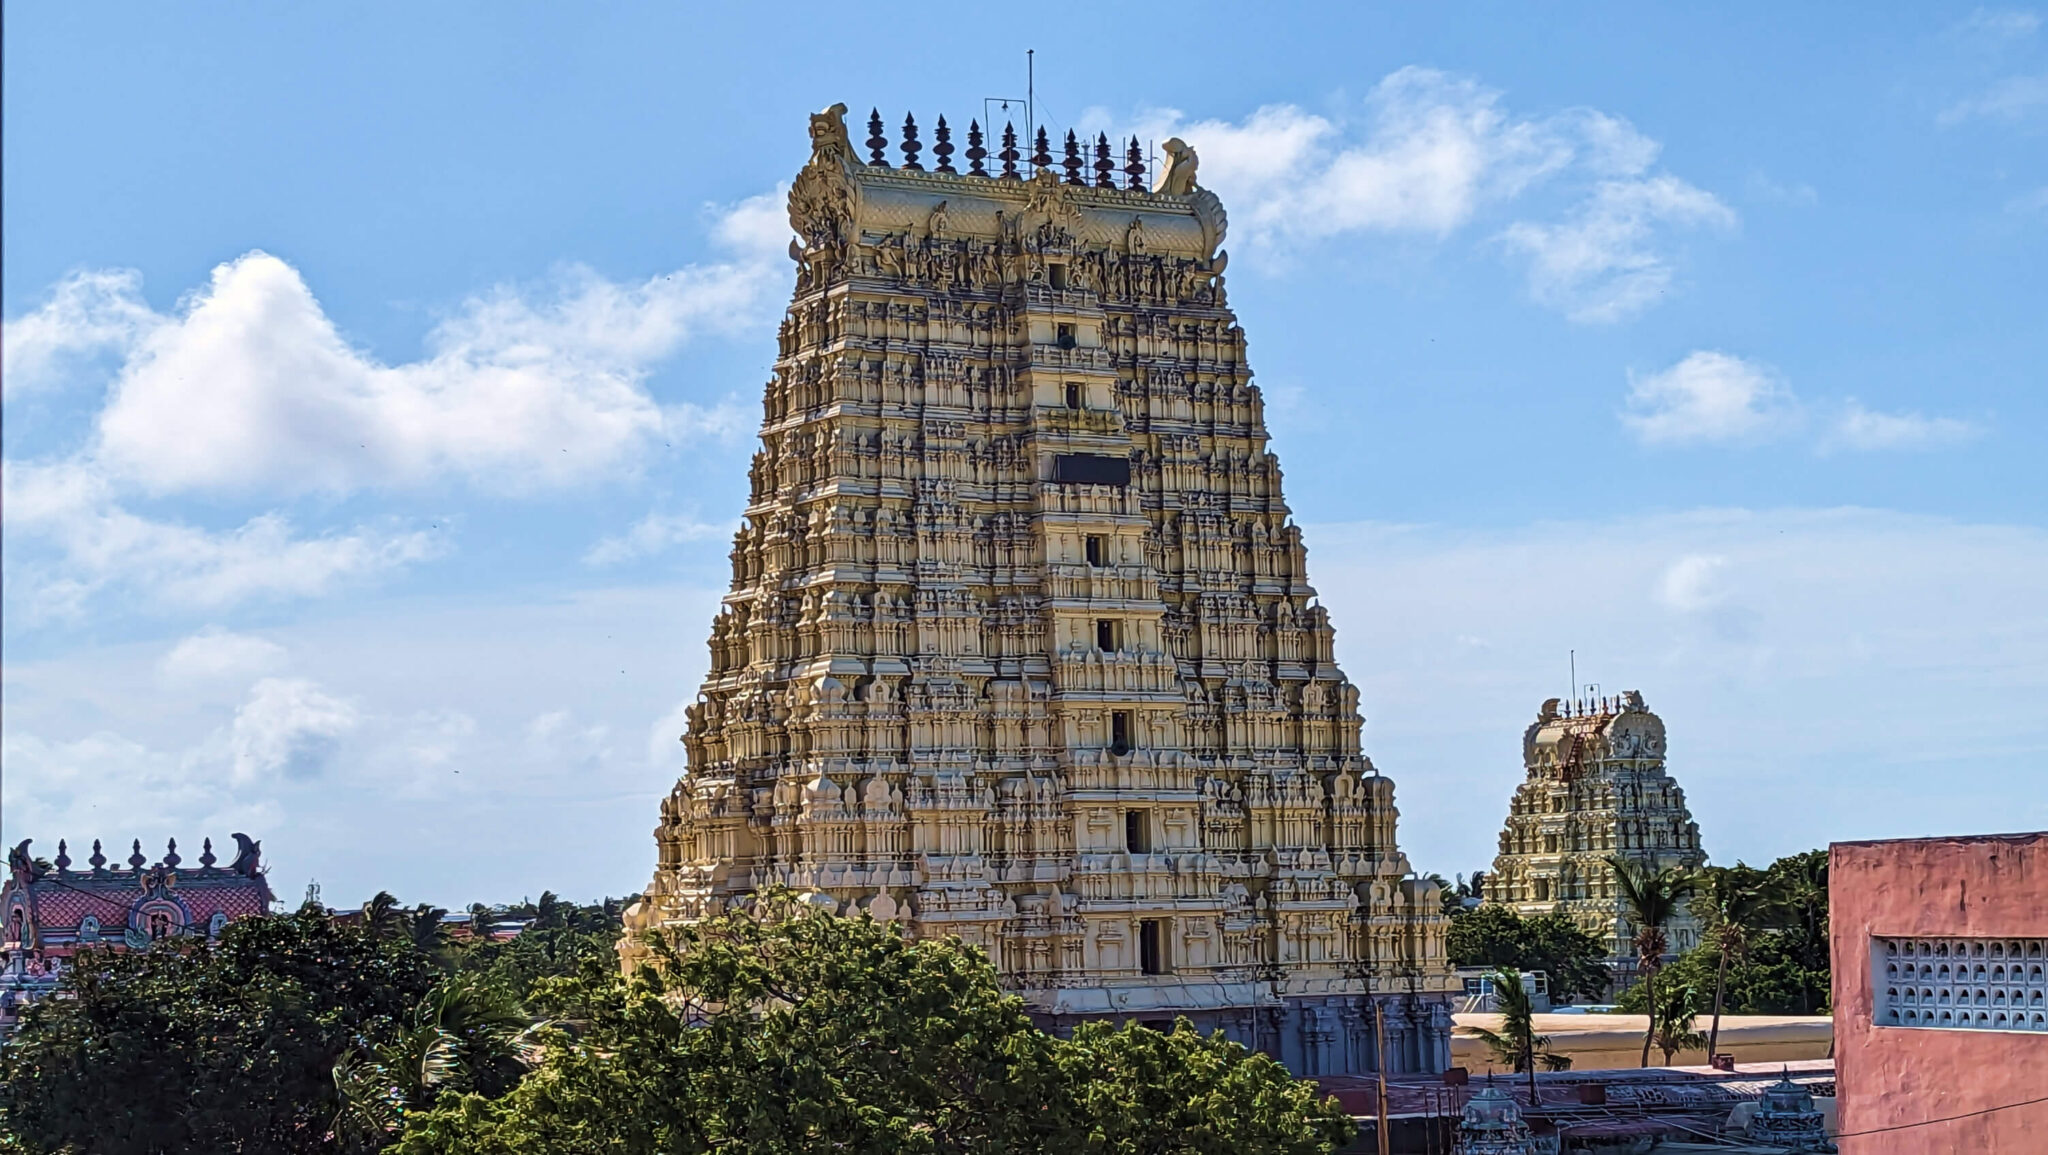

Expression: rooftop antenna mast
xmin=1569 ymin=650 xmax=1576 ymax=711
xmin=1027 ymin=48 xmax=1035 ymax=151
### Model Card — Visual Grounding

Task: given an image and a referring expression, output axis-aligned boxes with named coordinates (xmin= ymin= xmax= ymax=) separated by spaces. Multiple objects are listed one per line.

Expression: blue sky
xmin=5 ymin=3 xmax=2044 ymax=908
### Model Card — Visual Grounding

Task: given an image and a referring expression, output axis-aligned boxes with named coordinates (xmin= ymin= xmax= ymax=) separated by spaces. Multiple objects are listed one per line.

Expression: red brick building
xmin=1831 ymin=831 xmax=2048 ymax=1153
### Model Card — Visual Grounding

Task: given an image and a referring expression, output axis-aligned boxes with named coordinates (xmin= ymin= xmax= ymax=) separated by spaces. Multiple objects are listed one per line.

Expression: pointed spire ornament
xmin=54 ymin=840 xmax=71 ymax=874
xmin=999 ymin=122 xmax=1022 ymax=179
xmin=965 ymin=119 xmax=988 ymax=176
xmin=163 ymin=837 xmax=181 ymax=868
xmin=89 ymin=839 xmax=106 ymax=872
xmin=1094 ymin=132 xmax=1116 ymax=187
xmin=1125 ymin=136 xmax=1146 ymax=190
xmin=200 ymin=837 xmax=217 ymax=869
xmin=866 ymin=108 xmax=890 ymax=166
xmin=899 ymin=112 xmax=922 ymax=170
xmin=128 ymin=839 xmax=147 ymax=870
xmin=1062 ymin=129 xmax=1085 ymax=185
xmin=932 ymin=115 xmax=955 ymax=173
xmin=1031 ymin=126 xmax=1053 ymax=171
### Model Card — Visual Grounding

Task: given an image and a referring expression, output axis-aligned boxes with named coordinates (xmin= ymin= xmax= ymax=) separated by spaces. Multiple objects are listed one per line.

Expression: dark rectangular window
xmin=1085 ymin=535 xmax=1105 ymax=566
xmin=1096 ymin=619 xmax=1127 ymax=653
xmin=1053 ymin=454 xmax=1130 ymax=486
xmin=1065 ymin=382 xmax=1082 ymax=409
xmin=1048 ymin=263 xmax=1068 ymax=290
xmin=1125 ymin=809 xmax=1148 ymax=853
xmin=1056 ymin=323 xmax=1077 ymax=349
xmin=1139 ymin=919 xmax=1163 ymax=975
xmin=1111 ymin=710 xmax=1132 ymax=755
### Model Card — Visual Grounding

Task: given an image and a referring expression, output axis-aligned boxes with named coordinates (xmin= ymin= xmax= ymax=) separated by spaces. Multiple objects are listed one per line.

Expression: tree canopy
xmin=1445 ymin=904 xmax=1612 ymax=1002
xmin=397 ymin=892 xmax=1352 ymax=1155
xmin=1 ymin=890 xmax=1354 ymax=1155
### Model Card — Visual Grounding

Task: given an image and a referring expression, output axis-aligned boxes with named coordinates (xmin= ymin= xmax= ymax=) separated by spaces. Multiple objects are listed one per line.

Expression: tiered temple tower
xmin=627 ymin=104 xmax=1455 ymax=1076
xmin=1486 ymin=692 xmax=1706 ymax=987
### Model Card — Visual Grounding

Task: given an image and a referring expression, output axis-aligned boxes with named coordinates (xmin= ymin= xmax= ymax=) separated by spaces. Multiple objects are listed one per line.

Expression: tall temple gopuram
xmin=1485 ymin=692 xmax=1706 ymax=988
xmin=625 ymin=105 xmax=1456 ymax=1076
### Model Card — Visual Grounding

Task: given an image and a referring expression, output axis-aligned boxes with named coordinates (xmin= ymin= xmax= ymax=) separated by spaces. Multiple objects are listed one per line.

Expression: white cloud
xmin=159 ymin=628 xmax=289 ymax=682
xmin=1 ymin=460 xmax=441 ymax=620
xmin=1951 ymin=7 xmax=2043 ymax=42
xmin=1121 ymin=68 xmax=1730 ymax=321
xmin=1307 ymin=508 xmax=2048 ymax=872
xmin=1622 ymin=351 xmax=1799 ymax=445
xmin=1501 ymin=175 xmax=1737 ymax=321
xmin=90 ymin=241 xmax=771 ymax=498
xmin=1 ymin=269 xmax=163 ymax=400
xmin=1657 ymin=554 xmax=1730 ymax=612
xmin=584 ymin=510 xmax=730 ymax=566
xmin=1 ymin=192 xmax=781 ymax=618
xmin=1940 ymin=73 xmax=2048 ymax=124
xmin=1826 ymin=402 xmax=1982 ymax=452
xmin=228 ymin=677 xmax=359 ymax=784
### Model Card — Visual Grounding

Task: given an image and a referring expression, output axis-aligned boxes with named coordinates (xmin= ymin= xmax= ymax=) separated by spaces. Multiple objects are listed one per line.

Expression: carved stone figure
xmin=632 ymin=104 xmax=1456 ymax=1078
xmin=1155 ymin=137 xmax=1200 ymax=195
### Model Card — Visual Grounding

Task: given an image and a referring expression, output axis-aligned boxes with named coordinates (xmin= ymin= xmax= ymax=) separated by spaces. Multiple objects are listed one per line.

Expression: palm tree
xmin=332 ymin=975 xmax=541 ymax=1146
xmin=1698 ymin=867 xmax=1773 ymax=1060
xmin=405 ymin=903 xmax=452 ymax=968
xmin=1464 ymin=966 xmax=1564 ymax=1104
xmin=1650 ymin=981 xmax=1710 ymax=1065
xmin=361 ymin=890 xmax=404 ymax=941
xmin=1606 ymin=855 xmax=1696 ymax=1067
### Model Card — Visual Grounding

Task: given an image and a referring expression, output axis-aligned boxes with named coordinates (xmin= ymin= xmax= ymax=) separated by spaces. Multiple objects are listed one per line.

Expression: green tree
xmin=1445 ymin=905 xmax=1611 ymax=1003
xmin=333 ymin=976 xmax=541 ymax=1150
xmin=396 ymin=891 xmax=1352 ymax=1155
xmin=1647 ymin=981 xmax=1709 ymax=1065
xmin=1462 ymin=967 xmax=1564 ymax=1104
xmin=1606 ymin=855 xmax=1696 ymax=1068
xmin=1693 ymin=863 xmax=1772 ymax=1058
xmin=0 ymin=906 xmax=442 ymax=1155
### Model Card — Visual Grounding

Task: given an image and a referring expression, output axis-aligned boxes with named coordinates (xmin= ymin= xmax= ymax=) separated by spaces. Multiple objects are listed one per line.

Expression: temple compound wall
xmin=1486 ymin=693 xmax=1705 ymax=988
xmin=626 ymin=104 xmax=1456 ymax=1077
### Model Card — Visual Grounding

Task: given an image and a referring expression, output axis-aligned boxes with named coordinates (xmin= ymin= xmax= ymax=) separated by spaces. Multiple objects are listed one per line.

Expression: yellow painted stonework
xmin=627 ymin=106 xmax=1455 ymax=1075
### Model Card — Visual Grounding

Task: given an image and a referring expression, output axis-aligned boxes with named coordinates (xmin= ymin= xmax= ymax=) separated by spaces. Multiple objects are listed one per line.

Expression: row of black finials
xmin=864 ymin=109 xmax=1148 ymax=190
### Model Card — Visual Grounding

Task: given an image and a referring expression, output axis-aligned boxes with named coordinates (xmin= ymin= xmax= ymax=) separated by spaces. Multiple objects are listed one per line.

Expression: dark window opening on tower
xmin=1048 ymin=263 xmax=1067 ymax=290
xmin=1065 ymin=382 xmax=1082 ymax=409
xmin=1096 ymin=619 xmax=1117 ymax=651
xmin=1139 ymin=919 xmax=1164 ymax=975
xmin=1111 ymin=710 xmax=1133 ymax=755
xmin=1125 ymin=809 xmax=1148 ymax=853
xmin=1085 ymin=535 xmax=1105 ymax=566
xmin=1056 ymin=323 xmax=1076 ymax=350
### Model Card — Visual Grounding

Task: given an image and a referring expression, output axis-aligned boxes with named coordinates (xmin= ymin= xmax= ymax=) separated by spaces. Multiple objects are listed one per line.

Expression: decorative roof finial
xmin=1125 ymin=136 xmax=1146 ymax=190
xmin=163 ymin=837 xmax=181 ymax=868
xmin=932 ymin=115 xmax=955 ymax=173
xmin=128 ymin=839 xmax=147 ymax=870
xmin=965 ymin=119 xmax=988 ymax=176
xmin=899 ymin=112 xmax=922 ymax=170
xmin=200 ymin=837 xmax=217 ymax=869
xmin=1030 ymin=126 xmax=1053 ymax=171
xmin=54 ymin=840 xmax=71 ymax=874
xmin=1061 ymin=129 xmax=1085 ymax=185
xmin=999 ymin=122 xmax=1021 ymax=179
xmin=1093 ymin=132 xmax=1115 ymax=188
xmin=865 ymin=109 xmax=889 ymax=167
xmin=89 ymin=839 xmax=106 ymax=872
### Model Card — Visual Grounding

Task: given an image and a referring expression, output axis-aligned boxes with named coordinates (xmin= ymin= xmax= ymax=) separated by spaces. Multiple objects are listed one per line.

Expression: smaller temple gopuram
xmin=1485 ymin=692 xmax=1705 ymax=988
xmin=2 ymin=835 xmax=275 ymax=1034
